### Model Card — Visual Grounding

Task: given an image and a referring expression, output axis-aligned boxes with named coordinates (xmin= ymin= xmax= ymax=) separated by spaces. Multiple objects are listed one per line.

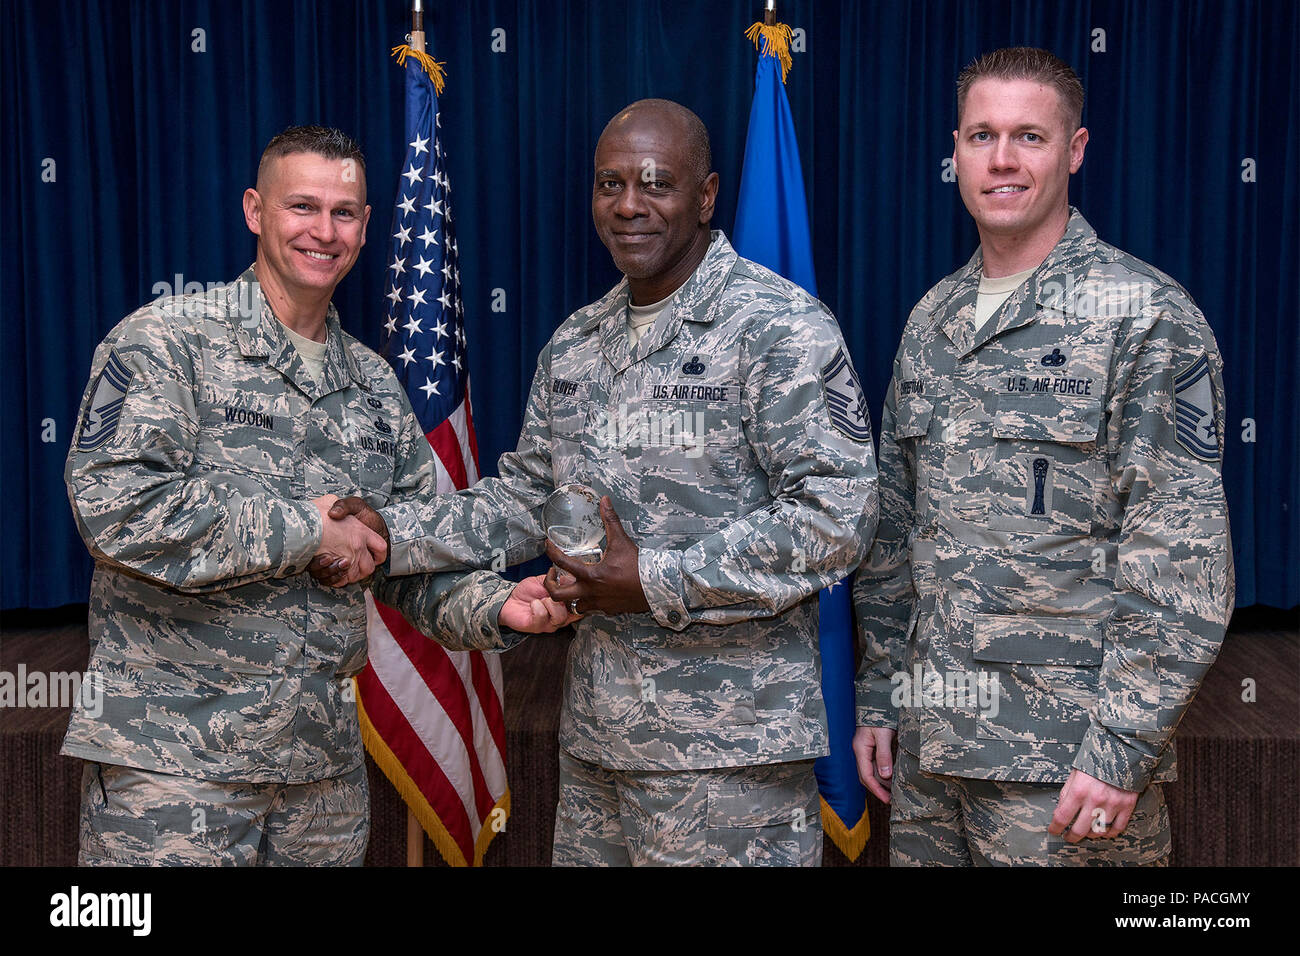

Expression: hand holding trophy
xmin=542 ymin=485 xmax=650 ymax=616
xmin=543 ymin=483 xmax=606 ymax=585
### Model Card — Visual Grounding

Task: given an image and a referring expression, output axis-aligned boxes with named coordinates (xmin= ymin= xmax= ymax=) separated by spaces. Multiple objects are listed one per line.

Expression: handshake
xmin=307 ymin=494 xmax=580 ymax=635
xmin=310 ymin=494 xmax=391 ymax=582
xmin=308 ymin=491 xmax=653 ymax=632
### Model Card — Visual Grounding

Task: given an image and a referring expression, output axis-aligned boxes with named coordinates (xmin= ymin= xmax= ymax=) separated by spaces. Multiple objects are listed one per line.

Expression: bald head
xmin=591 ymin=98 xmax=720 ymax=305
xmin=599 ymin=99 xmax=712 ymax=186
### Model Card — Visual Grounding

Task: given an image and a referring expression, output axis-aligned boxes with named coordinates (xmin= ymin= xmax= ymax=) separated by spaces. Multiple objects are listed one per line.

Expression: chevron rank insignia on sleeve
xmin=77 ymin=349 xmax=133 ymax=451
xmin=1173 ymin=352 xmax=1219 ymax=462
xmin=821 ymin=346 xmax=871 ymax=441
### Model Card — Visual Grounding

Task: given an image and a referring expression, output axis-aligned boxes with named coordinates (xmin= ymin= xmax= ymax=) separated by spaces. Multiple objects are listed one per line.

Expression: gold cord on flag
xmin=391 ymin=43 xmax=447 ymax=95
xmin=744 ymin=21 xmax=794 ymax=83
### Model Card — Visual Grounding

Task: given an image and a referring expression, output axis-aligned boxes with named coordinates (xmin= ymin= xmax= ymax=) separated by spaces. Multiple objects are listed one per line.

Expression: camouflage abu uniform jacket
xmin=63 ymin=268 xmax=442 ymax=784
xmin=378 ymin=231 xmax=880 ymax=771
xmin=853 ymin=210 xmax=1234 ymax=792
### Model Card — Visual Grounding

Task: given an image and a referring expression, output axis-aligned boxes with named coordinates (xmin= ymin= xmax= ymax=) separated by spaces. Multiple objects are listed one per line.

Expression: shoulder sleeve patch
xmin=77 ymin=349 xmax=134 ymax=451
xmin=820 ymin=346 xmax=871 ymax=441
xmin=1173 ymin=352 xmax=1220 ymax=461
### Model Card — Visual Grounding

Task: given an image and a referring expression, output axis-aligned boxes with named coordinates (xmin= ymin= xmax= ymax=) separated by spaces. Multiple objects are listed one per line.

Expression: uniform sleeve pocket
xmin=1095 ymin=617 xmax=1163 ymax=733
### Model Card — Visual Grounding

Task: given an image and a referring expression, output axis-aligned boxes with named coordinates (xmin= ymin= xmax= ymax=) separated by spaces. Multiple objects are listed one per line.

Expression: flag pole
xmin=404 ymin=0 xmax=426 ymax=871
xmin=765 ymin=0 xmax=775 ymax=27
xmin=410 ymin=0 xmax=426 ymax=54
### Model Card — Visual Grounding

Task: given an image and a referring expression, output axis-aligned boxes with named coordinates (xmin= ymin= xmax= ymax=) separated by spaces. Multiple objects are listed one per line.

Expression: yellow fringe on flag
xmin=355 ymin=677 xmax=510 ymax=867
xmin=391 ymin=43 xmax=447 ymax=95
xmin=744 ymin=21 xmax=794 ymax=83
xmin=820 ymin=795 xmax=871 ymax=862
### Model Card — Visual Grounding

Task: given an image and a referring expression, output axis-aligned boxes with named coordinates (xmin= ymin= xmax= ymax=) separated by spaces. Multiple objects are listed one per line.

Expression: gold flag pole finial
xmin=393 ymin=0 xmax=446 ymax=94
xmin=745 ymin=1 xmax=794 ymax=84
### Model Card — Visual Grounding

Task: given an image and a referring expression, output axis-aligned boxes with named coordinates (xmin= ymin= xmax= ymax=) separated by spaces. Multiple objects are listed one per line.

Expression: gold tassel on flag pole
xmin=393 ymin=0 xmax=447 ymax=95
xmin=744 ymin=0 xmax=794 ymax=84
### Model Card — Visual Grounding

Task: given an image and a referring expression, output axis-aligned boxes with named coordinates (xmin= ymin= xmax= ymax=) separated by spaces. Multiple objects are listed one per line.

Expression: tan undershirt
xmin=282 ymin=324 xmax=328 ymax=383
xmin=627 ymin=291 xmax=677 ymax=347
xmin=975 ymin=266 xmax=1036 ymax=333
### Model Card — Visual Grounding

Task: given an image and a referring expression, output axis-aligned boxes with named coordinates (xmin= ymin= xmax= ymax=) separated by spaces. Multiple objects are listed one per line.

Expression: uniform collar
xmin=227 ymin=266 xmax=368 ymax=395
xmin=931 ymin=208 xmax=1098 ymax=357
xmin=583 ymin=230 xmax=736 ymax=372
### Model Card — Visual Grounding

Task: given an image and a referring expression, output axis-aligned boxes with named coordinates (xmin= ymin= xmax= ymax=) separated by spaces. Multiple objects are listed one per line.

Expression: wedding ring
xmin=568 ymin=600 xmax=579 ymax=615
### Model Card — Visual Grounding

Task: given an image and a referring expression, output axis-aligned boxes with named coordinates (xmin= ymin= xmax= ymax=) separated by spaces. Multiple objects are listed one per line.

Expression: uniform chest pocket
xmin=641 ymin=398 xmax=742 ymax=453
xmin=193 ymin=399 xmax=296 ymax=492
xmin=550 ymin=396 xmax=590 ymax=441
xmin=894 ymin=398 xmax=935 ymax=514
xmin=549 ymin=396 xmax=593 ymax=485
xmin=636 ymin=399 xmax=746 ymax=517
xmin=987 ymin=395 xmax=1101 ymax=535
xmin=352 ymin=421 xmax=398 ymax=505
xmin=895 ymin=397 xmax=934 ymax=441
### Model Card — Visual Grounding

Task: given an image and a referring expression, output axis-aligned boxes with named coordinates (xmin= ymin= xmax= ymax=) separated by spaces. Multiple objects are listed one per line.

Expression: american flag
xmin=354 ymin=53 xmax=509 ymax=867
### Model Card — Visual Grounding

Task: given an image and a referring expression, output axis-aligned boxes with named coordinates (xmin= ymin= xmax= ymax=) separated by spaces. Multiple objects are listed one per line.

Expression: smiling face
xmin=591 ymin=109 xmax=718 ymax=305
xmin=242 ymin=151 xmax=371 ymax=304
xmin=953 ymin=77 xmax=1088 ymax=254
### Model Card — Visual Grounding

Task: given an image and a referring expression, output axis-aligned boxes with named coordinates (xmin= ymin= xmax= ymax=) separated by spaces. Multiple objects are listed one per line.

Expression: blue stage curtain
xmin=2 ymin=0 xmax=1295 ymax=610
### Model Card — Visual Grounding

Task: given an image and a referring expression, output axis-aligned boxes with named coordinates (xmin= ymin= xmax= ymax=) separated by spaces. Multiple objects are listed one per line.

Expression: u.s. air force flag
xmin=732 ymin=18 xmax=871 ymax=861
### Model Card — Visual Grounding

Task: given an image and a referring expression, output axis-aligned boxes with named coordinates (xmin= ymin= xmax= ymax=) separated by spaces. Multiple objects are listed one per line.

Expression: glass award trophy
xmin=543 ymin=483 xmax=605 ymax=565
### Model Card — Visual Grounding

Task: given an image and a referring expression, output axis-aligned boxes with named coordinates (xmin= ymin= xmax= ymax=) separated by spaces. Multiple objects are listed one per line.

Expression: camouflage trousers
xmin=552 ymin=749 xmax=822 ymax=866
xmin=76 ymin=762 xmax=369 ymax=866
xmin=888 ymin=750 xmax=1171 ymax=866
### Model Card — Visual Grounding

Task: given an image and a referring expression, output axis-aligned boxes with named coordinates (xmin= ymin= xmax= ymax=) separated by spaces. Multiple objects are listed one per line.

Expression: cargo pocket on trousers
xmin=1049 ymin=783 xmax=1171 ymax=865
xmin=81 ymin=804 xmax=157 ymax=866
xmin=705 ymin=770 xmax=819 ymax=866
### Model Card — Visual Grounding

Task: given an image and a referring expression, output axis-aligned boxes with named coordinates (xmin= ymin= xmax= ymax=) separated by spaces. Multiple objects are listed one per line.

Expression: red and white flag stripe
xmin=429 ymin=396 xmax=480 ymax=492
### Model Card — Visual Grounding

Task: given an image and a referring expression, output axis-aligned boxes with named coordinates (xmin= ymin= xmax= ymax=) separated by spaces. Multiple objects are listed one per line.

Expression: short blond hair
xmin=256 ymin=125 xmax=366 ymax=191
xmin=957 ymin=47 xmax=1085 ymax=133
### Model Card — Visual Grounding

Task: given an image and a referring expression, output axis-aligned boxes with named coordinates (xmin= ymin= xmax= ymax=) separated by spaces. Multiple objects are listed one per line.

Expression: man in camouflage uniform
xmin=63 ymin=126 xmax=569 ymax=866
xmin=325 ymin=100 xmax=879 ymax=865
xmin=851 ymin=49 xmax=1234 ymax=865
